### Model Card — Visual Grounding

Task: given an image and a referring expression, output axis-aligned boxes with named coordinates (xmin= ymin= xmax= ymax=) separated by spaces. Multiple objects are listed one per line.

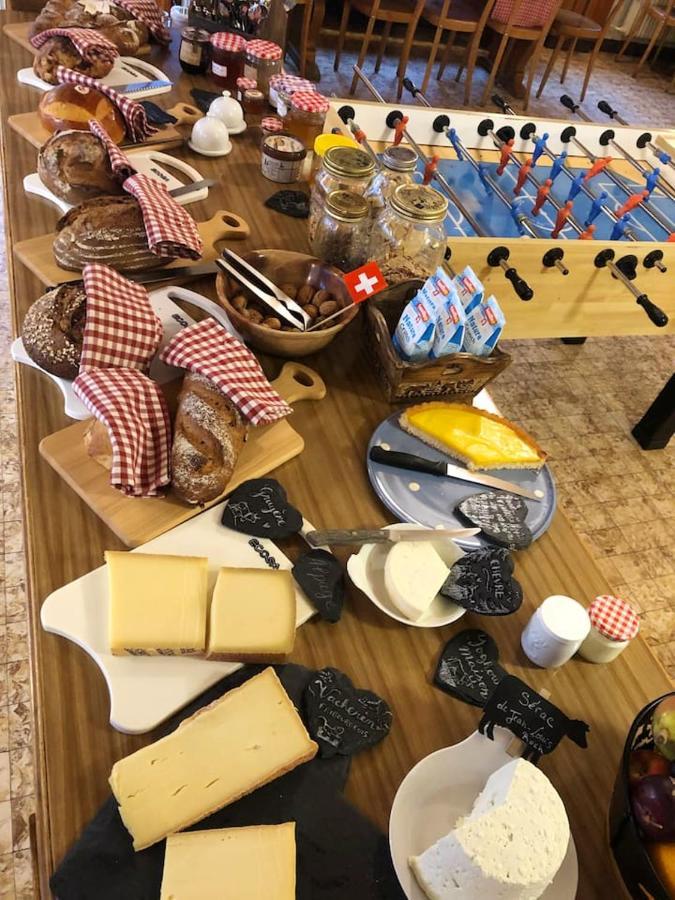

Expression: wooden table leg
xmin=286 ymin=0 xmax=325 ymax=81
xmin=632 ymin=373 xmax=675 ymax=449
xmin=485 ymin=34 xmax=537 ymax=98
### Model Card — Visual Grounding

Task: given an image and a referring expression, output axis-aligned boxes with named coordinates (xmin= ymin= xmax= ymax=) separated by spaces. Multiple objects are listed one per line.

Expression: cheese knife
xmin=305 ymin=527 xmax=481 ymax=547
xmin=369 ymin=447 xmax=545 ymax=502
xmin=114 ymin=79 xmax=172 ymax=94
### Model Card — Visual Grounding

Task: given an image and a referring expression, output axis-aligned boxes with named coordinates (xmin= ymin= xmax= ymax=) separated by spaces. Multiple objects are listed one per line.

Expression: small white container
xmin=577 ymin=594 xmax=639 ymax=663
xmin=521 ymin=595 xmax=591 ymax=668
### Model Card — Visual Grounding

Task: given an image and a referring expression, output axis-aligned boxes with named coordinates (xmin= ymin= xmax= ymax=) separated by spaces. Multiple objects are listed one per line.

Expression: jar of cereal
xmin=365 ymin=145 xmax=418 ymax=218
xmin=308 ymin=145 xmax=376 ymax=243
xmin=310 ymin=189 xmax=370 ymax=272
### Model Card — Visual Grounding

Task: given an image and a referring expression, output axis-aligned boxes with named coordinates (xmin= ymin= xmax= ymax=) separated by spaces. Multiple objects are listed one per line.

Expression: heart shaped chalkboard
xmin=293 ymin=550 xmax=345 ymax=623
xmin=440 ymin=548 xmax=523 ymax=616
xmin=221 ymin=478 xmax=303 ymax=539
xmin=434 ymin=629 xmax=506 ymax=708
xmin=456 ymin=492 xmax=533 ymax=550
xmin=304 ymin=668 xmax=393 ymax=758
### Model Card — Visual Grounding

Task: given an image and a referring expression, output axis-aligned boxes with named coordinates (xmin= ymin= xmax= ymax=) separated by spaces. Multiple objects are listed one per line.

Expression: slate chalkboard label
xmin=440 ymin=548 xmax=523 ymax=616
xmin=293 ymin=550 xmax=345 ymax=623
xmin=478 ymin=674 xmax=590 ymax=763
xmin=304 ymin=668 xmax=393 ymax=758
xmin=434 ymin=629 xmax=506 ymax=707
xmin=456 ymin=492 xmax=533 ymax=550
xmin=221 ymin=478 xmax=303 ymax=539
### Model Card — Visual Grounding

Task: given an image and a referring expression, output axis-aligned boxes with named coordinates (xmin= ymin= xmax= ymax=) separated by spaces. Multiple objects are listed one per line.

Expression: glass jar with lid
xmin=308 ymin=145 xmax=376 ymax=243
xmin=283 ymin=91 xmax=330 ymax=151
xmin=269 ymin=74 xmax=315 ymax=113
xmin=210 ymin=32 xmax=246 ymax=92
xmin=310 ymin=190 xmax=370 ymax=272
xmin=243 ymin=39 xmax=283 ymax=98
xmin=365 ymin=145 xmax=418 ymax=218
xmin=179 ymin=27 xmax=211 ymax=75
xmin=370 ymin=183 xmax=448 ymax=283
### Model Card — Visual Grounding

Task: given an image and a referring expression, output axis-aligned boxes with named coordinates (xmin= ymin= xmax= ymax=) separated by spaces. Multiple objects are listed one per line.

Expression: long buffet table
xmin=0 ymin=14 xmax=672 ymax=897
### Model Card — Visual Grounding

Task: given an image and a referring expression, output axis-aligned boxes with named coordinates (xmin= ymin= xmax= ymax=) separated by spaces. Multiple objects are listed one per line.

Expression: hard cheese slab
xmin=8 ymin=110 xmax=182 ymax=151
xmin=39 ymin=362 xmax=326 ymax=547
xmin=41 ymin=504 xmax=316 ymax=733
xmin=3 ymin=20 xmax=151 ymax=56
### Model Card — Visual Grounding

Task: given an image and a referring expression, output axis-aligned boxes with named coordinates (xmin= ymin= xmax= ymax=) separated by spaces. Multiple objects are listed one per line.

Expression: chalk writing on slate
xmin=441 ymin=548 xmax=523 ymax=616
xmin=434 ymin=629 xmax=506 ymax=707
xmin=456 ymin=492 xmax=533 ymax=550
xmin=221 ymin=478 xmax=303 ymax=539
xmin=248 ymin=539 xmax=280 ymax=570
xmin=478 ymin=674 xmax=590 ymax=763
xmin=293 ymin=549 xmax=345 ymax=622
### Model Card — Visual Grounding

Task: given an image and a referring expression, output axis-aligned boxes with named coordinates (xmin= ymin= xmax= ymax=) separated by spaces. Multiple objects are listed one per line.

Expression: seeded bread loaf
xmin=33 ymin=35 xmax=115 ymax=85
xmin=38 ymin=130 xmax=124 ymax=204
xmin=31 ymin=0 xmax=145 ymax=37
xmin=21 ymin=282 xmax=86 ymax=379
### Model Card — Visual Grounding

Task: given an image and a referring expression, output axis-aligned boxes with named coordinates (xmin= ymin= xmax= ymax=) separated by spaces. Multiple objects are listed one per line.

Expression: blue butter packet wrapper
xmin=423 ymin=268 xmax=466 ymax=359
xmin=453 ymin=265 xmax=484 ymax=315
xmin=392 ymin=292 xmax=436 ymax=362
xmin=463 ymin=294 xmax=506 ymax=356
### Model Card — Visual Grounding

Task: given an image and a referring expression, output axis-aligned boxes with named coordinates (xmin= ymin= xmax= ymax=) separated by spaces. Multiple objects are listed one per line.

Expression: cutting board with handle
xmin=8 ymin=110 xmax=183 ymax=151
xmin=39 ymin=361 xmax=327 ymax=547
xmin=17 ymin=56 xmax=171 ymax=98
xmin=13 ymin=209 xmax=250 ymax=287
xmin=3 ymin=20 xmax=151 ymax=56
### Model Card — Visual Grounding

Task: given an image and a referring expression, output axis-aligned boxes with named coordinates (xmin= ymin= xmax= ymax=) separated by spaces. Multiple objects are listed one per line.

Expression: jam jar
xmin=179 ymin=27 xmax=211 ymax=75
xmin=268 ymin=73 xmax=315 ymax=112
xmin=370 ymin=183 xmax=448 ymax=283
xmin=283 ymin=91 xmax=330 ymax=150
xmin=308 ymin=145 xmax=376 ymax=243
xmin=310 ymin=190 xmax=370 ymax=272
xmin=243 ymin=39 xmax=283 ymax=98
xmin=210 ymin=32 xmax=246 ymax=92
xmin=365 ymin=145 xmax=418 ymax=218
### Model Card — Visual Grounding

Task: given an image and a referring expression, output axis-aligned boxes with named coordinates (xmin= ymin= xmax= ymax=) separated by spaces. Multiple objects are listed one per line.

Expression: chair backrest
xmin=490 ymin=0 xmax=561 ymax=29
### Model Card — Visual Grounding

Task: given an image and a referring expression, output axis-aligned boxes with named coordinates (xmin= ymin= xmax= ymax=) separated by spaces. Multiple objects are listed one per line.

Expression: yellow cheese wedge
xmin=207 ymin=567 xmax=296 ymax=663
xmin=106 ymin=551 xmax=208 ymax=656
xmin=109 ymin=667 xmax=318 ymax=850
xmin=160 ymin=823 xmax=296 ymax=900
xmin=400 ymin=403 xmax=547 ymax=471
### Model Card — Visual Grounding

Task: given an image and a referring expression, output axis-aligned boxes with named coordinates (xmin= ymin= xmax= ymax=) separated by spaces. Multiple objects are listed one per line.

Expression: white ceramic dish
xmin=346 ymin=524 xmax=465 ymax=628
xmin=389 ymin=727 xmax=579 ymax=900
xmin=17 ymin=56 xmax=172 ymax=98
xmin=187 ymin=139 xmax=232 ymax=157
xmin=40 ymin=503 xmax=317 ymax=734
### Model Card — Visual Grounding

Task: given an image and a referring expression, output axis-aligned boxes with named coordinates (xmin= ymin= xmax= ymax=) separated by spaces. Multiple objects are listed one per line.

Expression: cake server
xmin=305 ymin=527 xmax=480 ymax=547
xmin=369 ymin=447 xmax=545 ymax=502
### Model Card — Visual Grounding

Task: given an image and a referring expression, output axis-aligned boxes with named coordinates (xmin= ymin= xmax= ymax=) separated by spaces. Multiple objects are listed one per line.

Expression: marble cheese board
xmin=17 ymin=56 xmax=171 ymax=98
xmin=40 ymin=503 xmax=316 ymax=734
xmin=389 ymin=728 xmax=578 ymax=900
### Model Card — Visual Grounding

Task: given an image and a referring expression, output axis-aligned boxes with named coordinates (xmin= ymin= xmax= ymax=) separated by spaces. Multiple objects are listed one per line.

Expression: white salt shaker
xmin=577 ymin=595 xmax=640 ymax=663
xmin=521 ymin=595 xmax=591 ymax=668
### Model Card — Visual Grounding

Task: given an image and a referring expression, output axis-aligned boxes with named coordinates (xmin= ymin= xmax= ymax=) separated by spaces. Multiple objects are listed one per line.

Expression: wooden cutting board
xmin=13 ymin=208 xmax=250 ymax=286
xmin=8 ymin=111 xmax=183 ymax=151
xmin=3 ymin=20 xmax=151 ymax=56
xmin=39 ymin=362 xmax=327 ymax=547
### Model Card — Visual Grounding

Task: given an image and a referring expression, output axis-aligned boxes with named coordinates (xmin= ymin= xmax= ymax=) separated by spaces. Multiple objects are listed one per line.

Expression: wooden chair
xmin=289 ymin=0 xmax=315 ymax=78
xmin=333 ymin=0 xmax=427 ymax=97
xmin=616 ymin=0 xmax=675 ymax=79
xmin=537 ymin=0 xmax=622 ymax=102
xmin=420 ymin=0 xmax=494 ymax=105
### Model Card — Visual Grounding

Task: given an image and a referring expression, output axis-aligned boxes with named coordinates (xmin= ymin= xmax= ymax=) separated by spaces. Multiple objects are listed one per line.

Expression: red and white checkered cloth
xmin=113 ymin=0 xmax=171 ymax=45
xmin=31 ymin=27 xmax=119 ymax=65
xmin=160 ymin=319 xmax=291 ymax=426
xmin=122 ymin=173 xmax=203 ymax=260
xmin=491 ymin=0 xmax=558 ymax=28
xmin=588 ymin=595 xmax=640 ymax=642
xmin=88 ymin=120 xmax=136 ymax=180
xmin=79 ymin=263 xmax=162 ymax=373
xmin=56 ymin=66 xmax=157 ymax=143
xmin=73 ymin=369 xmax=171 ymax=496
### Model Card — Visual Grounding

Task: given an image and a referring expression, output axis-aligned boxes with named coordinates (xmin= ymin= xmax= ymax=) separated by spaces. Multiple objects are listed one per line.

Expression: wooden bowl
xmin=215 ymin=250 xmax=359 ymax=358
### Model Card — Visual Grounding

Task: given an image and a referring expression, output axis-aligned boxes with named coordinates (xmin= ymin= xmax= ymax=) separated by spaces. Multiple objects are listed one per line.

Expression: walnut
xmin=318 ymin=300 xmax=338 ymax=316
xmin=279 ymin=283 xmax=297 ymax=300
xmin=312 ymin=289 xmax=331 ymax=306
xmin=296 ymin=284 xmax=315 ymax=305
xmin=231 ymin=294 xmax=247 ymax=313
xmin=262 ymin=317 xmax=282 ymax=330
xmin=247 ymin=309 xmax=264 ymax=324
xmin=304 ymin=303 xmax=319 ymax=319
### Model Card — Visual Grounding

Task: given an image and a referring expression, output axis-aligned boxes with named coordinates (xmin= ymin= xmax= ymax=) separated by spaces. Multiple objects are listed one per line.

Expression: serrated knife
xmin=369 ymin=447 xmax=544 ymax=502
xmin=50 ymin=261 xmax=220 ymax=288
xmin=114 ymin=79 xmax=172 ymax=94
xmin=305 ymin=527 xmax=480 ymax=547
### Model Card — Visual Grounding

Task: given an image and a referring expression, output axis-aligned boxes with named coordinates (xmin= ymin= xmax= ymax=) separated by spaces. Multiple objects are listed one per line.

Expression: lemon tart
xmin=400 ymin=403 xmax=547 ymax=471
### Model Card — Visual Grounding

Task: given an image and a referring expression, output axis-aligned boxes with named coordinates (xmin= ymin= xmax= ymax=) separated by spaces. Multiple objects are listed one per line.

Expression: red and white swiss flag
xmin=343 ymin=261 xmax=387 ymax=304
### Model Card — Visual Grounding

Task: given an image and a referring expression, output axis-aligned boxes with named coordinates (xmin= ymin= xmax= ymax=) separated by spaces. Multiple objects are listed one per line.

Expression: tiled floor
xmin=0 ymin=31 xmax=673 ymax=900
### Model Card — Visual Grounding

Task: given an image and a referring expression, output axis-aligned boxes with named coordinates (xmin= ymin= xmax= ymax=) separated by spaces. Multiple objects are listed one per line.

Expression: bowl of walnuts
xmin=215 ymin=249 xmax=360 ymax=357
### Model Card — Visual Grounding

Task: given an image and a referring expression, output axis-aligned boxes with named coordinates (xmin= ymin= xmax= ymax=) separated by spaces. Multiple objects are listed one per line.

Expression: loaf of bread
xmin=31 ymin=0 xmax=144 ymax=37
xmin=39 ymin=83 xmax=127 ymax=144
xmin=21 ymin=282 xmax=86 ymax=379
xmin=33 ymin=35 xmax=115 ymax=85
xmin=172 ymin=373 xmax=248 ymax=505
xmin=38 ymin=130 xmax=124 ymax=204
xmin=98 ymin=21 xmax=144 ymax=53
xmin=54 ymin=196 xmax=171 ymax=272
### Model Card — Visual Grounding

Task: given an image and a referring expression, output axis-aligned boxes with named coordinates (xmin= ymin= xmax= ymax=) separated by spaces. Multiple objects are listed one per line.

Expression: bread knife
xmin=305 ymin=527 xmax=480 ymax=547
xmin=49 ymin=261 xmax=220 ymax=288
xmin=169 ymin=178 xmax=215 ymax=198
xmin=369 ymin=447 xmax=545 ymax=502
xmin=115 ymin=79 xmax=172 ymax=94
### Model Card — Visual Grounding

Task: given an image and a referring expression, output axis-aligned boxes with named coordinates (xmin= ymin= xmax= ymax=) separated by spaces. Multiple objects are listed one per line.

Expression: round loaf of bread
xmin=33 ymin=35 xmax=115 ymax=85
xmin=98 ymin=21 xmax=143 ymax=54
xmin=21 ymin=282 xmax=86 ymax=379
xmin=39 ymin=83 xmax=126 ymax=144
xmin=38 ymin=130 xmax=124 ymax=205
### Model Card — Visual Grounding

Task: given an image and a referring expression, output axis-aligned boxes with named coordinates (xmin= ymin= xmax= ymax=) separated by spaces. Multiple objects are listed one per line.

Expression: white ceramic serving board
xmin=24 ymin=149 xmax=208 ymax=214
xmin=41 ymin=503 xmax=316 ymax=734
xmin=389 ymin=728 xmax=578 ymax=900
xmin=17 ymin=56 xmax=171 ymax=98
xmin=11 ymin=285 xmax=243 ymax=419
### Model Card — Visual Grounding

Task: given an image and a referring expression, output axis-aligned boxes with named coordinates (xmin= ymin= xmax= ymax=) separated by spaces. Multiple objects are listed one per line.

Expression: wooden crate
xmin=365 ymin=280 xmax=511 ymax=404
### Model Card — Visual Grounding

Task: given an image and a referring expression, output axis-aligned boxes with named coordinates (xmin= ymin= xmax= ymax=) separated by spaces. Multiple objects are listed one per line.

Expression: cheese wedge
xmin=384 ymin=542 xmax=449 ymax=621
xmin=109 ymin=667 xmax=317 ymax=850
xmin=207 ymin=567 xmax=296 ymax=663
xmin=160 ymin=823 xmax=296 ymax=900
xmin=106 ymin=551 xmax=208 ymax=656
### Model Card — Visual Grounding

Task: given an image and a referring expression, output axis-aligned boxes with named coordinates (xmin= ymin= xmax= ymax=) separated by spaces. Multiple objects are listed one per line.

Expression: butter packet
xmin=392 ymin=292 xmax=436 ymax=362
xmin=463 ymin=294 xmax=506 ymax=356
xmin=453 ymin=265 xmax=484 ymax=315
xmin=422 ymin=268 xmax=466 ymax=359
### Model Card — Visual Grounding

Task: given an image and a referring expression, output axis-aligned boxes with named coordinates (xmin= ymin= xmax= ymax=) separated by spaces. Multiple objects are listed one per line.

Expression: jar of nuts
xmin=310 ymin=189 xmax=370 ymax=272
xmin=370 ymin=183 xmax=448 ymax=283
xmin=364 ymin=145 xmax=418 ymax=219
xmin=308 ymin=146 xmax=376 ymax=244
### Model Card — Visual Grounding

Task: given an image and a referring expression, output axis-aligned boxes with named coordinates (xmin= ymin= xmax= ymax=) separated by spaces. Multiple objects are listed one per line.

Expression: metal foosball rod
xmin=333 ymin=106 xmax=381 ymax=169
xmin=597 ymin=100 xmax=675 ymax=177
xmin=594 ymin=249 xmax=668 ymax=327
xmin=491 ymin=94 xmax=517 ymax=116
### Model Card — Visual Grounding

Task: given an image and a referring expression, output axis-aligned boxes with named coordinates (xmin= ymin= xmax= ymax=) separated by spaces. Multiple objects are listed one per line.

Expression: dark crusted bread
xmin=33 ymin=35 xmax=115 ymax=85
xmin=21 ymin=282 xmax=86 ymax=379
xmin=38 ymin=130 xmax=124 ymax=204
xmin=31 ymin=0 xmax=143 ymax=36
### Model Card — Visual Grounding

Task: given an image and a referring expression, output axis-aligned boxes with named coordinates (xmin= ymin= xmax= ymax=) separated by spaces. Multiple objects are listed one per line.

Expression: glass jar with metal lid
xmin=370 ymin=183 xmax=448 ymax=283
xmin=365 ymin=145 xmax=418 ymax=218
xmin=243 ymin=39 xmax=283 ymax=99
xmin=308 ymin=145 xmax=376 ymax=243
xmin=179 ymin=27 xmax=211 ymax=75
xmin=310 ymin=189 xmax=370 ymax=272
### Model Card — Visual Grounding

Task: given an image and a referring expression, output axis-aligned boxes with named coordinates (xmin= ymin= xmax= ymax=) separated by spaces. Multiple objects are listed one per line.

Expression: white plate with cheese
xmin=389 ymin=727 xmax=578 ymax=900
xmin=40 ymin=503 xmax=315 ymax=734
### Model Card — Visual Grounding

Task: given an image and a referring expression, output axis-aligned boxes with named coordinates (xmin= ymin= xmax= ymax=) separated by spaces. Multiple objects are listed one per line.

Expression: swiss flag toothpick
xmin=344 ymin=261 xmax=388 ymax=304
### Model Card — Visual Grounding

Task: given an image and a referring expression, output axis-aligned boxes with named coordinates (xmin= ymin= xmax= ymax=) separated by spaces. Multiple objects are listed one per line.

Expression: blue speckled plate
xmin=367 ymin=413 xmax=556 ymax=550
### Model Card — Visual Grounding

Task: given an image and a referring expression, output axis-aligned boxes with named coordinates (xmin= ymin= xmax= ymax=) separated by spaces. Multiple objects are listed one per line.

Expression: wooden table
xmin=0 ymin=14 xmax=672 ymax=898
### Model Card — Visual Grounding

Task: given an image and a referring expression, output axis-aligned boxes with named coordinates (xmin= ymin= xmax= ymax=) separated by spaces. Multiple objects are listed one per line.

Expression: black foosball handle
xmin=597 ymin=100 xmax=617 ymax=119
xmin=560 ymin=94 xmax=579 ymax=114
xmin=403 ymin=77 xmax=419 ymax=98
xmin=504 ymin=266 xmax=534 ymax=301
xmin=637 ymin=294 xmax=668 ymax=327
xmin=492 ymin=94 xmax=510 ymax=114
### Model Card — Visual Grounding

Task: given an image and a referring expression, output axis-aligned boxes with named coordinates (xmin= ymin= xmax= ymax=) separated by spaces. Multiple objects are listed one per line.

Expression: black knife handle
xmin=369 ymin=446 xmax=447 ymax=476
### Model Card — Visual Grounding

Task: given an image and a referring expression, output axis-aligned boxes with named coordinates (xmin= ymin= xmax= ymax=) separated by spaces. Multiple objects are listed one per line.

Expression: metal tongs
xmin=216 ymin=249 xmax=311 ymax=331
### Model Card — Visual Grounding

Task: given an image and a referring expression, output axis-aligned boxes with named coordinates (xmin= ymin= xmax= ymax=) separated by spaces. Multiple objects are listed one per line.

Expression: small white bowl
xmin=346 ymin=524 xmax=466 ymax=628
xmin=189 ymin=115 xmax=232 ymax=157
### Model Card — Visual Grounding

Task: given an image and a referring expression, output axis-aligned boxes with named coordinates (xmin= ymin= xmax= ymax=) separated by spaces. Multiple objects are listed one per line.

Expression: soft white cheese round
xmin=383 ymin=542 xmax=450 ymax=621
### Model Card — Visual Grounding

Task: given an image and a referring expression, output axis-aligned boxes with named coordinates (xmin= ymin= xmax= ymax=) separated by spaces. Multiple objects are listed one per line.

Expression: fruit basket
xmin=609 ymin=692 xmax=675 ymax=900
